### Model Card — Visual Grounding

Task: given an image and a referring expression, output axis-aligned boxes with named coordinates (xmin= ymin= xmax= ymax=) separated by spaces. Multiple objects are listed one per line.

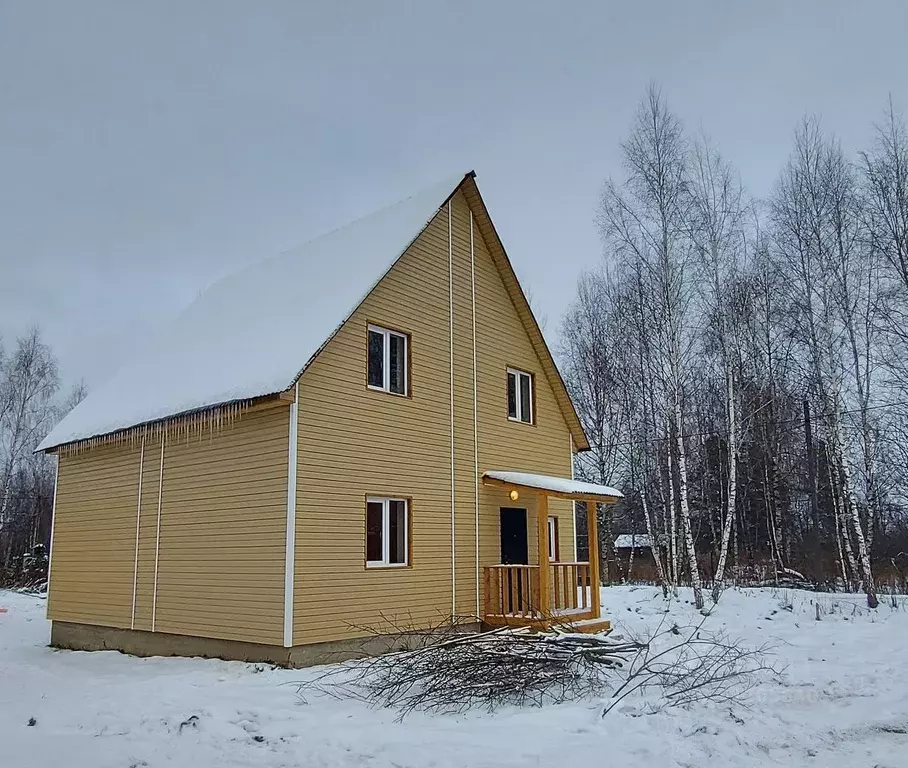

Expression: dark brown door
xmin=500 ymin=508 xmax=529 ymax=565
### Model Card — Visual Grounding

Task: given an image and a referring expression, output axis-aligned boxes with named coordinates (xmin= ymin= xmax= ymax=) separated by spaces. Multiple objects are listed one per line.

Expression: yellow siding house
xmin=38 ymin=172 xmax=622 ymax=665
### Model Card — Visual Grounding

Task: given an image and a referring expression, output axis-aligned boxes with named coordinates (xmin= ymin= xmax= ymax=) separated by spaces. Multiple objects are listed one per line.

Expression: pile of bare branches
xmin=295 ymin=615 xmax=781 ymax=719
xmin=297 ymin=625 xmax=644 ymax=717
xmin=603 ymin=618 xmax=781 ymax=714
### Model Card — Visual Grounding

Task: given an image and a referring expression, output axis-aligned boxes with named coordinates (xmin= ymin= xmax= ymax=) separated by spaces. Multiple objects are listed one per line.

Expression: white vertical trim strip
xmin=151 ymin=432 xmax=165 ymax=632
xmin=46 ymin=455 xmax=59 ymax=607
xmin=283 ymin=382 xmax=300 ymax=648
xmin=448 ymin=200 xmax=456 ymax=617
xmin=570 ymin=434 xmax=577 ymax=561
xmin=130 ymin=436 xmax=146 ymax=629
xmin=470 ymin=210 xmax=480 ymax=617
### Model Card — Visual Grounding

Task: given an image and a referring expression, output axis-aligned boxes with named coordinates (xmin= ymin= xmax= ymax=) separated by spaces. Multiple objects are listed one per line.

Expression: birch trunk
xmin=640 ymin=485 xmax=668 ymax=594
xmin=711 ymin=363 xmax=737 ymax=602
xmin=833 ymin=492 xmax=849 ymax=588
xmin=832 ymin=418 xmax=878 ymax=607
xmin=666 ymin=446 xmax=678 ymax=590
xmin=675 ymin=399 xmax=704 ymax=609
xmin=763 ymin=464 xmax=781 ymax=583
xmin=827 ymin=444 xmax=859 ymax=587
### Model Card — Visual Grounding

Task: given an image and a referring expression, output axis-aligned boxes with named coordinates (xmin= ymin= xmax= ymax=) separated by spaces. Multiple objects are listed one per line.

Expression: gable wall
xmin=293 ymin=190 xmax=575 ymax=644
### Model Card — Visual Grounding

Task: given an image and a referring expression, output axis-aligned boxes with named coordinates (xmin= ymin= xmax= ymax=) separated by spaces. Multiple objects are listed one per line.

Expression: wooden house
xmin=38 ymin=172 xmax=622 ymax=666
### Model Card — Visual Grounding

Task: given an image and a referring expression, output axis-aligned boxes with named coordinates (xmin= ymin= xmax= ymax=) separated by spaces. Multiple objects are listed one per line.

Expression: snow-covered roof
xmin=482 ymin=471 xmax=623 ymax=500
xmin=614 ymin=534 xmax=653 ymax=549
xmin=38 ymin=173 xmax=470 ymax=451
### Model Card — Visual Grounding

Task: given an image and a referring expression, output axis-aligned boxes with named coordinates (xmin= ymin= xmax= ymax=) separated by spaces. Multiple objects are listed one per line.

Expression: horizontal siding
xmin=294 ymin=202 xmax=455 ymax=645
xmin=48 ymin=404 xmax=290 ymax=646
xmin=48 ymin=442 xmax=142 ymax=627
xmin=152 ymin=406 xmax=289 ymax=645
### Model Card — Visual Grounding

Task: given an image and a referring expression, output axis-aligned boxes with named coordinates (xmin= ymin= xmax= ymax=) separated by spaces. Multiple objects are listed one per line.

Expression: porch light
xmin=509 ymin=489 xmax=519 ymax=501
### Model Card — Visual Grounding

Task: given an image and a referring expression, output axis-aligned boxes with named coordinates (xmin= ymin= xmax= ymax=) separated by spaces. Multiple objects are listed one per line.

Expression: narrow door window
xmin=547 ymin=515 xmax=559 ymax=561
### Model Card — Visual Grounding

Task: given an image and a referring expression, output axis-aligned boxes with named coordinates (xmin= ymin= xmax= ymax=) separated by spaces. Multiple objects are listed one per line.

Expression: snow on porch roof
xmin=482 ymin=471 xmax=623 ymax=501
xmin=38 ymin=172 xmax=471 ymax=452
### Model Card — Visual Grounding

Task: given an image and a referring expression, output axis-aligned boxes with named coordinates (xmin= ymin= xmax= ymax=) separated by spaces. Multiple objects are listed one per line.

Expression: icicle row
xmin=57 ymin=398 xmax=256 ymax=456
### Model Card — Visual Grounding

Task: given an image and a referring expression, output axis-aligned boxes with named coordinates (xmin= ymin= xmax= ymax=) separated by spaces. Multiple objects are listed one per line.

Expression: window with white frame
xmin=366 ymin=497 xmax=409 ymax=567
xmin=548 ymin=515 xmax=559 ymax=561
xmin=507 ymin=368 xmax=533 ymax=423
xmin=368 ymin=325 xmax=408 ymax=395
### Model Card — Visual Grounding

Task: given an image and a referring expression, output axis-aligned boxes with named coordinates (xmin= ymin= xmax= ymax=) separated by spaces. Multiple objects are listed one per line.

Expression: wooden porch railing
xmin=550 ymin=561 xmax=592 ymax=613
xmin=483 ymin=562 xmax=592 ymax=619
xmin=484 ymin=564 xmax=541 ymax=618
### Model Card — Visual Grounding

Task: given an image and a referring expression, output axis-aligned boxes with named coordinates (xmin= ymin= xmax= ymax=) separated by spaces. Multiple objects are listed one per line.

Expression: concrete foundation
xmin=50 ymin=620 xmax=481 ymax=668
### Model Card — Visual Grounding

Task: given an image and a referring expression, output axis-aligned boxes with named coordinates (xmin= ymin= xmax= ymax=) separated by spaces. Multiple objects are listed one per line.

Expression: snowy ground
xmin=3 ymin=587 xmax=907 ymax=768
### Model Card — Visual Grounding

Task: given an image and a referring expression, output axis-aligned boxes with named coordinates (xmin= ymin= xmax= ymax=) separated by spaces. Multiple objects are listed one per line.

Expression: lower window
xmin=366 ymin=497 xmax=409 ymax=567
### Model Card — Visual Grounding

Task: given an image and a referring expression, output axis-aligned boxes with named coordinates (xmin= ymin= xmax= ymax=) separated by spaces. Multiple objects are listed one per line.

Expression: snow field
xmin=2 ymin=586 xmax=906 ymax=768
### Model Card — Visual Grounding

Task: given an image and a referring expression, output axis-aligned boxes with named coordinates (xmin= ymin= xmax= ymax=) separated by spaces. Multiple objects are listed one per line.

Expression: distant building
xmin=614 ymin=534 xmax=653 ymax=550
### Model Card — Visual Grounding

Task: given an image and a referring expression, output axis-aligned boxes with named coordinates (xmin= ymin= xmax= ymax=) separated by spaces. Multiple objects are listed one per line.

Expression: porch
xmin=480 ymin=471 xmax=622 ymax=632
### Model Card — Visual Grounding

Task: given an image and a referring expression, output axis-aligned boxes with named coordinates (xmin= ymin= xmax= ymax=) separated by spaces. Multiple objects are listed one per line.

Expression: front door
xmin=500 ymin=507 xmax=529 ymax=565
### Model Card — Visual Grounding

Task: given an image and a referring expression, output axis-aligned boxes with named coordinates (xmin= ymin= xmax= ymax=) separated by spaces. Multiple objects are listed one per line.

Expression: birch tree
xmin=598 ymin=84 xmax=704 ymax=608
xmin=770 ymin=119 xmax=878 ymax=607
xmin=687 ymin=136 xmax=747 ymax=601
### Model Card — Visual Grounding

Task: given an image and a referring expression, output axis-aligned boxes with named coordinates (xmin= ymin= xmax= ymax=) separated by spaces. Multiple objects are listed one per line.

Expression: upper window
xmin=366 ymin=497 xmax=409 ymax=567
xmin=368 ymin=325 xmax=408 ymax=395
xmin=507 ymin=368 xmax=533 ymax=423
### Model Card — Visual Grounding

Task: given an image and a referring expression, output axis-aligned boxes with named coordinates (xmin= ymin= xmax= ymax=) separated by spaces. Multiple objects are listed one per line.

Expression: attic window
xmin=507 ymin=368 xmax=533 ymax=423
xmin=368 ymin=325 xmax=408 ymax=395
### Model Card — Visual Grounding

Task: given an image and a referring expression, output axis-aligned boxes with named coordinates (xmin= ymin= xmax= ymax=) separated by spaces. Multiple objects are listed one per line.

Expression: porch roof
xmin=482 ymin=471 xmax=623 ymax=503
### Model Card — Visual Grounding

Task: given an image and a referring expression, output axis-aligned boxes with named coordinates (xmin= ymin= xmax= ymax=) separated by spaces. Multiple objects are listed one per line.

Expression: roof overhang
xmin=482 ymin=470 xmax=623 ymax=504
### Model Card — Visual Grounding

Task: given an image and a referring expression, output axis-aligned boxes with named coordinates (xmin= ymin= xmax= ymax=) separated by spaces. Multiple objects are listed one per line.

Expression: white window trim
xmin=366 ymin=496 xmax=409 ymax=568
xmin=507 ymin=367 xmax=533 ymax=424
xmin=368 ymin=324 xmax=408 ymax=395
xmin=548 ymin=515 xmax=558 ymax=561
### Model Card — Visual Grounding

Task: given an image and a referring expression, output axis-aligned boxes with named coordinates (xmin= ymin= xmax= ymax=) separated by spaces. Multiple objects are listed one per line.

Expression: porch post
xmin=587 ymin=501 xmax=602 ymax=618
xmin=537 ymin=492 xmax=550 ymax=616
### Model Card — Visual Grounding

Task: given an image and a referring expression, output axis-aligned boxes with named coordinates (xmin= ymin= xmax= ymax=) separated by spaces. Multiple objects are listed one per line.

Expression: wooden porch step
xmin=482 ymin=614 xmax=612 ymax=634
xmin=551 ymin=617 xmax=612 ymax=635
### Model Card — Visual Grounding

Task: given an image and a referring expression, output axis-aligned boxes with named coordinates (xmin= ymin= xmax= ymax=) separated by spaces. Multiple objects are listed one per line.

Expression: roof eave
xmin=37 ymin=389 xmax=294 ymax=454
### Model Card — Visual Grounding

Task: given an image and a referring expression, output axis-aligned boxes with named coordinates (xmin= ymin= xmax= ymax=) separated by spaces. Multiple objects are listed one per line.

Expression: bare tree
xmin=687 ymin=135 xmax=747 ymax=601
xmin=770 ymin=119 xmax=878 ymax=606
xmin=863 ymin=97 xmax=908 ymax=294
xmin=599 ymin=84 xmax=704 ymax=608
xmin=0 ymin=329 xmax=59 ymax=536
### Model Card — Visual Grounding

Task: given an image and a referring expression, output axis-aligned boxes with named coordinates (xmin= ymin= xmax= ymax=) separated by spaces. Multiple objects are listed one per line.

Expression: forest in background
xmin=0 ymin=330 xmax=83 ymax=586
xmin=563 ymin=85 xmax=908 ymax=608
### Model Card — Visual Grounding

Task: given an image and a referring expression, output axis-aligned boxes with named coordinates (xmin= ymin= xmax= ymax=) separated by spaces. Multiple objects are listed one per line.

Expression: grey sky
xmin=2 ymin=1 xmax=906 ymax=389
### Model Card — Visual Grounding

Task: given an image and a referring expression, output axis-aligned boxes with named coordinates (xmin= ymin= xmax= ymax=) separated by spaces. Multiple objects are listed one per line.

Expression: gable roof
xmin=38 ymin=172 xmax=589 ymax=453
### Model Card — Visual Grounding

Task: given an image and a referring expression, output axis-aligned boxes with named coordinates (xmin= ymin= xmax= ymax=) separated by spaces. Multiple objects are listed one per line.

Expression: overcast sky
xmin=2 ymin=1 xmax=906 ymax=389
